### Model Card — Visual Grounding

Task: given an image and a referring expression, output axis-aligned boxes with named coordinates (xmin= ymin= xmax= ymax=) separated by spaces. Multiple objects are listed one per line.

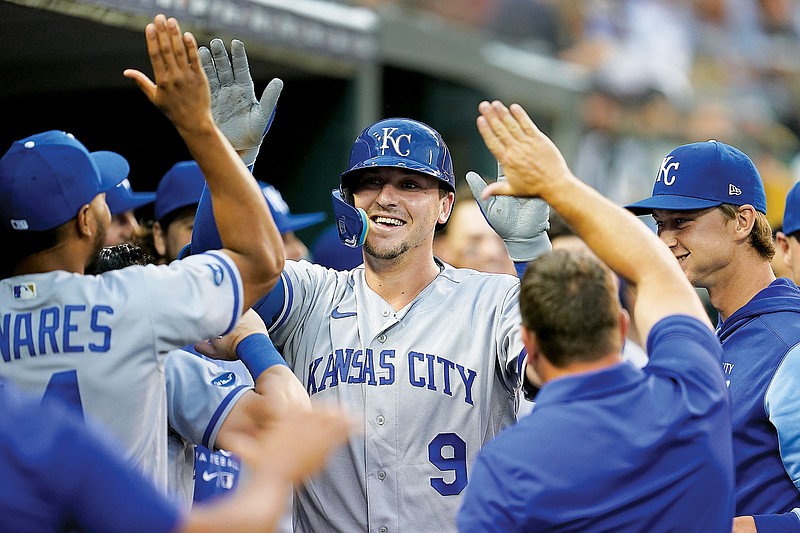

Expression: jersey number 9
xmin=428 ymin=432 xmax=467 ymax=496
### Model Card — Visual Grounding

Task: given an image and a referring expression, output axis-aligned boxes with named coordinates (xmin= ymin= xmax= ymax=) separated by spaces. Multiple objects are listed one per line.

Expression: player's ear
xmin=618 ymin=308 xmax=630 ymax=348
xmin=75 ymin=203 xmax=93 ymax=239
xmin=733 ymin=205 xmax=757 ymax=240
xmin=776 ymin=232 xmax=791 ymax=259
xmin=438 ymin=191 xmax=455 ymax=225
xmin=152 ymin=220 xmax=168 ymax=257
xmin=520 ymin=326 xmax=543 ymax=388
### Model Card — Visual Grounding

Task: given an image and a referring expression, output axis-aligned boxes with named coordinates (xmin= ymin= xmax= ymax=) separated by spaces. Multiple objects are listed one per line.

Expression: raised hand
xmin=123 ymin=15 xmax=212 ymax=136
xmin=476 ymin=100 xmax=574 ymax=200
xmin=466 ymin=162 xmax=551 ymax=262
xmin=199 ymin=38 xmax=283 ymax=166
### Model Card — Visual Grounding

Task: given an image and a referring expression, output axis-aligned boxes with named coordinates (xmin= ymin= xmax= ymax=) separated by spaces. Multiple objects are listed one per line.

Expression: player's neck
xmin=706 ymin=255 xmax=775 ymax=321
xmin=14 ymin=242 xmax=89 ymax=276
xmin=540 ymin=351 xmax=624 ymax=384
xmin=364 ymin=252 xmax=442 ymax=311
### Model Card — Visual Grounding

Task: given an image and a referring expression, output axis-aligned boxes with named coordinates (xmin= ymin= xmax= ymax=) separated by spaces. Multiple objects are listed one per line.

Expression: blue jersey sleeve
xmin=253 ymin=272 xmax=289 ymax=327
xmin=457 ymin=448 xmax=520 ymax=532
xmin=766 ymin=344 xmax=800 ymax=492
xmin=757 ymin=343 xmax=800 ymax=533
xmin=0 ymin=383 xmax=181 ymax=533
xmin=753 ymin=511 xmax=800 ymax=533
xmin=645 ymin=315 xmax=726 ymax=391
xmin=191 ymin=184 xmax=223 ymax=253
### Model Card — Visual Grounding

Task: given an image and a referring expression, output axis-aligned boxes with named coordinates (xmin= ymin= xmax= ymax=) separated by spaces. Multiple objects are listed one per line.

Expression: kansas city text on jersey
xmin=306 ymin=348 xmax=478 ymax=405
xmin=0 ymin=305 xmax=114 ymax=361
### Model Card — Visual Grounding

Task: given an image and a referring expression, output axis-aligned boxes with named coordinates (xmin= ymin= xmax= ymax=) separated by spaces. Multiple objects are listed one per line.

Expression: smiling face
xmin=652 ymin=207 xmax=737 ymax=288
xmin=351 ymin=168 xmax=454 ymax=262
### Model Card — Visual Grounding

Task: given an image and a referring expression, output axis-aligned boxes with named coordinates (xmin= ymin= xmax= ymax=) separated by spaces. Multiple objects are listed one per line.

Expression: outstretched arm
xmin=123 ymin=15 xmax=284 ymax=310
xmin=194 ymin=309 xmax=311 ymax=448
xmin=475 ymin=100 xmax=710 ymax=340
xmin=178 ymin=407 xmax=352 ymax=533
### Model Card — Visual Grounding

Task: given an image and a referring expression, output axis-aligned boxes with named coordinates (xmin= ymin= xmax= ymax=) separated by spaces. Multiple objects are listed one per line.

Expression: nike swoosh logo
xmin=201 ymin=471 xmax=219 ymax=482
xmin=331 ymin=306 xmax=357 ymax=319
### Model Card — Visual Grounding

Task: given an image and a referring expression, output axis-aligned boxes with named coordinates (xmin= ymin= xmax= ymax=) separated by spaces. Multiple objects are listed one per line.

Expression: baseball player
xmin=626 ymin=141 xmax=800 ymax=532
xmin=0 ymin=376 xmax=352 ymax=533
xmin=457 ymin=100 xmax=733 ymax=532
xmin=189 ymin=40 xmax=552 ymax=532
xmin=104 ymin=178 xmax=155 ymax=246
xmin=775 ymin=181 xmax=800 ymax=284
xmin=0 ymin=13 xmax=284 ymax=493
xmin=89 ymin=243 xmax=308 ymax=509
xmin=152 ymin=160 xmax=207 ymax=264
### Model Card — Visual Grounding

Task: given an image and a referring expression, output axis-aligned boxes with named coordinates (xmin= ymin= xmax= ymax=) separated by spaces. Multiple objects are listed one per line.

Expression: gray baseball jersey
xmin=259 ymin=259 xmax=523 ymax=533
xmin=0 ymin=251 xmax=243 ymax=492
xmin=165 ymin=349 xmax=253 ymax=507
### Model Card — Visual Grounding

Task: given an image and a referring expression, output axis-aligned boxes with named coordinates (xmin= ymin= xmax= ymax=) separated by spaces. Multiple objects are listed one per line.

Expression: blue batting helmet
xmin=339 ymin=118 xmax=456 ymax=200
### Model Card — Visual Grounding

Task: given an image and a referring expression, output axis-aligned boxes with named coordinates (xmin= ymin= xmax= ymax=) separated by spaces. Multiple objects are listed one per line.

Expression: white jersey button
xmin=377 ymin=471 xmax=386 ymax=481
xmin=377 ymin=334 xmax=387 ymax=343
xmin=379 ymin=527 xmax=388 ymax=533
xmin=381 ymin=310 xmax=390 ymax=317
xmin=377 ymin=415 xmax=385 ymax=425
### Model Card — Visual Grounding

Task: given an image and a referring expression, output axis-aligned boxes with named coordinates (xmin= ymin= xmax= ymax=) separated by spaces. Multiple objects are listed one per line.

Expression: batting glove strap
xmin=236 ymin=333 xmax=288 ymax=380
xmin=505 ymin=232 xmax=552 ymax=263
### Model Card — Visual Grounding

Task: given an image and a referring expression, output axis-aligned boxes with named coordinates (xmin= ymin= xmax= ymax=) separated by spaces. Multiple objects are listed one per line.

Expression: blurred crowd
xmin=342 ymin=0 xmax=800 ymax=227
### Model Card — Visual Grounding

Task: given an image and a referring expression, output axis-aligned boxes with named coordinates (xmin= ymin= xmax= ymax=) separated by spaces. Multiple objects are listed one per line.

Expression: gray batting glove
xmin=199 ymin=38 xmax=283 ymax=167
xmin=466 ymin=163 xmax=552 ymax=262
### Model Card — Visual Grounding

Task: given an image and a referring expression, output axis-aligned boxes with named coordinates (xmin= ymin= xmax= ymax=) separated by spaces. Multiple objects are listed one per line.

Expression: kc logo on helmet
xmin=379 ymin=127 xmax=412 ymax=157
xmin=656 ymin=156 xmax=680 ymax=186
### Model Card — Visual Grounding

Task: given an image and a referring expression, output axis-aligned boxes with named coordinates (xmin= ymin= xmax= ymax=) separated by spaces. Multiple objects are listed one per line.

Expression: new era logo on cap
xmin=626 ymin=140 xmax=766 ymax=215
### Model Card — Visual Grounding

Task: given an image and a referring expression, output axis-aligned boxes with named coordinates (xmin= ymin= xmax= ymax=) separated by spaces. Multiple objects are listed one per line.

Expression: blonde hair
xmin=718 ymin=204 xmax=775 ymax=261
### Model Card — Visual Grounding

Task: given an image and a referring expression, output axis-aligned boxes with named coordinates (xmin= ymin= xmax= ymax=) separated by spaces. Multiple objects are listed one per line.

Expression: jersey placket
xmin=364 ymin=306 xmax=400 ymax=533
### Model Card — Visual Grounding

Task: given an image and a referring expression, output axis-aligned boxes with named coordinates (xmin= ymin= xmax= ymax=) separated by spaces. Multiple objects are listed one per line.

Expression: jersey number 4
xmin=428 ymin=433 xmax=467 ymax=496
xmin=43 ymin=369 xmax=85 ymax=423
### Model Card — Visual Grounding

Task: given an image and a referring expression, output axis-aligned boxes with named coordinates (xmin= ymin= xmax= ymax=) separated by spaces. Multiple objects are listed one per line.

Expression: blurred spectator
xmin=104 ymin=178 xmax=155 ymax=247
xmin=775 ymin=181 xmax=800 ymax=283
xmin=151 ymin=161 xmax=206 ymax=264
xmin=434 ymin=194 xmax=516 ymax=275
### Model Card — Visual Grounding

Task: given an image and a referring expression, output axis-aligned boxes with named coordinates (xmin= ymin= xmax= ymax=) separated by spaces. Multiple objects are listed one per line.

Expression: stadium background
xmin=1 ymin=0 xmax=798 ymax=247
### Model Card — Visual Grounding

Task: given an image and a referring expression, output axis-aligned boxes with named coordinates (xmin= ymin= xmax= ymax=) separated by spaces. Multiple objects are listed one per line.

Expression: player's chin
xmin=363 ymin=240 xmax=408 ymax=261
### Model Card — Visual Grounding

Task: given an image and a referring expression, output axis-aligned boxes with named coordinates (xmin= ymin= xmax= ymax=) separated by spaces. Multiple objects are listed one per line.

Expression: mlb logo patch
xmin=12 ymin=283 xmax=36 ymax=300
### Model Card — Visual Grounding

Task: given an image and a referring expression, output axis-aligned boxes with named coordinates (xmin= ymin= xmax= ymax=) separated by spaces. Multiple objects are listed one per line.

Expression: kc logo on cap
xmin=656 ymin=156 xmax=680 ymax=186
xmin=625 ymin=140 xmax=766 ymax=216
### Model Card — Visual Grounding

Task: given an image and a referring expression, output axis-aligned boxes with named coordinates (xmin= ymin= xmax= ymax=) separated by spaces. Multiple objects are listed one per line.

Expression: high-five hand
xmin=476 ymin=100 xmax=575 ymax=200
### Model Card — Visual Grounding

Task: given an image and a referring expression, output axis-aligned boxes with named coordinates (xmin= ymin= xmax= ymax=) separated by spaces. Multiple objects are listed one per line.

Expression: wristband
xmin=235 ymin=333 xmax=288 ymax=379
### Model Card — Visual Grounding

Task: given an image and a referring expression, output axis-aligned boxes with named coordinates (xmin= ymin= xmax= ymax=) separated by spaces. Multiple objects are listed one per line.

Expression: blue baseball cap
xmin=106 ymin=178 xmax=156 ymax=215
xmin=782 ymin=181 xmax=800 ymax=235
xmin=259 ymin=182 xmax=325 ymax=234
xmin=155 ymin=161 xmax=206 ymax=222
xmin=0 ymin=130 xmax=129 ymax=231
xmin=626 ymin=140 xmax=767 ymax=215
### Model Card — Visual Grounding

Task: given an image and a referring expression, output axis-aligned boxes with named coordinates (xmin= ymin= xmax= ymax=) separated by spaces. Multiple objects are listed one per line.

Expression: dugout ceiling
xmin=0 ymin=0 xmax=587 ymax=244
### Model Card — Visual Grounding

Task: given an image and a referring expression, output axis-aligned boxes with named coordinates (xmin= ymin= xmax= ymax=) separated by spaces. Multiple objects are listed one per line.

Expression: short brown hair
xmin=718 ymin=204 xmax=775 ymax=261
xmin=520 ymin=250 xmax=622 ymax=367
